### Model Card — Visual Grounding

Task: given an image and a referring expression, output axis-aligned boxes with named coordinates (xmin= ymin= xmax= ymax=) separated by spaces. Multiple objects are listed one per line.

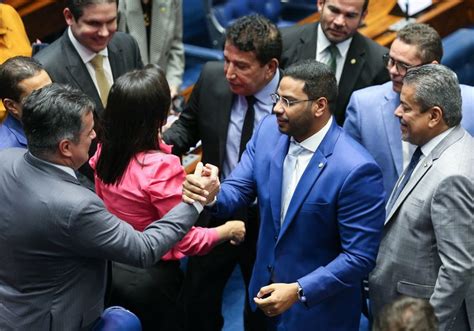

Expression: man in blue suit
xmin=344 ymin=23 xmax=474 ymax=198
xmin=184 ymin=60 xmax=386 ymax=330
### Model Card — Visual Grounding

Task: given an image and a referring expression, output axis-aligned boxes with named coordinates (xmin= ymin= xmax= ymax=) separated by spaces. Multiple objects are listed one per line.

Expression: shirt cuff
xmin=192 ymin=201 xmax=204 ymax=213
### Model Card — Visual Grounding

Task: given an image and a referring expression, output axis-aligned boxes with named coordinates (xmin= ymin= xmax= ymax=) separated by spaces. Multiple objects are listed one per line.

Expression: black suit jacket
xmin=163 ymin=61 xmax=235 ymax=170
xmin=281 ymin=23 xmax=390 ymax=125
xmin=35 ymin=30 xmax=143 ymax=116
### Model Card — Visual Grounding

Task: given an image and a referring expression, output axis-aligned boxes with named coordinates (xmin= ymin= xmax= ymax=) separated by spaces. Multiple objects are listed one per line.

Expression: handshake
xmin=182 ymin=162 xmax=245 ymax=245
xmin=182 ymin=162 xmax=221 ymax=206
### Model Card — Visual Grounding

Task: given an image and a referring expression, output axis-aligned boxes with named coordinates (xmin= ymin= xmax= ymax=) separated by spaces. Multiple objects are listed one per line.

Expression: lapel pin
xmin=350 ymin=58 xmax=356 ymax=64
xmin=424 ymin=163 xmax=428 ymax=167
xmin=318 ymin=162 xmax=324 ymax=168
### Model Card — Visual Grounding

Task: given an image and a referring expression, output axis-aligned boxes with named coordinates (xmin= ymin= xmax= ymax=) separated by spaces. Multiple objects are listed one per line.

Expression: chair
xmin=442 ymin=26 xmax=474 ymax=85
xmin=92 ymin=306 xmax=142 ymax=331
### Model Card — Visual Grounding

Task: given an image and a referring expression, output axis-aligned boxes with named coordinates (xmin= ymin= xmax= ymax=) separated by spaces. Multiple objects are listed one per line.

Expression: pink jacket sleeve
xmin=146 ymin=152 xmax=220 ymax=260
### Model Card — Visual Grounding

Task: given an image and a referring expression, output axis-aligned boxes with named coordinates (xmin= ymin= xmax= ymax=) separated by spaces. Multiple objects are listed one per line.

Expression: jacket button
xmin=267 ymin=265 xmax=273 ymax=272
xmin=274 ymin=235 xmax=278 ymax=241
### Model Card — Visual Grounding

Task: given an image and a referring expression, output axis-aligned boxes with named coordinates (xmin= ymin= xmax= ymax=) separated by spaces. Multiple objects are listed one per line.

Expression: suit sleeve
xmin=430 ymin=175 xmax=474 ymax=329
xmin=67 ymin=197 xmax=199 ymax=268
xmin=343 ymin=93 xmax=363 ymax=144
xmin=163 ymin=67 xmax=204 ymax=156
xmin=164 ymin=0 xmax=184 ymax=88
xmin=298 ymin=161 xmax=386 ymax=307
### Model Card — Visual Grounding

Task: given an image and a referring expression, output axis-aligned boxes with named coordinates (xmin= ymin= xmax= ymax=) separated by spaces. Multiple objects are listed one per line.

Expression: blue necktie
xmin=387 ymin=147 xmax=423 ymax=213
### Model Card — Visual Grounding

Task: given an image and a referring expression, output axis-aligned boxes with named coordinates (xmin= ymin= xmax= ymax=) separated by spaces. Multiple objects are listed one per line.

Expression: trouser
xmin=181 ymin=205 xmax=266 ymax=331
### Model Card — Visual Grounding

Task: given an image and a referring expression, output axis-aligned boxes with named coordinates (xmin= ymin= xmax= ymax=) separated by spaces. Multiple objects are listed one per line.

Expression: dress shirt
xmin=0 ymin=114 xmax=26 ymax=149
xmin=316 ymin=24 xmax=351 ymax=84
xmin=402 ymin=141 xmax=417 ymax=169
xmin=68 ymin=27 xmax=113 ymax=92
xmin=222 ymin=70 xmax=280 ymax=179
xmin=281 ymin=117 xmax=333 ymax=223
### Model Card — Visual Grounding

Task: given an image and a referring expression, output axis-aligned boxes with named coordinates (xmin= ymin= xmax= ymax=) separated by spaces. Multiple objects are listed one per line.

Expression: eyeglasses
xmin=383 ymin=54 xmax=421 ymax=75
xmin=270 ymin=93 xmax=315 ymax=108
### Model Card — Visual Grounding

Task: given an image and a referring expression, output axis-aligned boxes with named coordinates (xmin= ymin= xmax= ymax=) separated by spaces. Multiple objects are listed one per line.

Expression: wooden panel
xmin=5 ymin=0 xmax=66 ymax=42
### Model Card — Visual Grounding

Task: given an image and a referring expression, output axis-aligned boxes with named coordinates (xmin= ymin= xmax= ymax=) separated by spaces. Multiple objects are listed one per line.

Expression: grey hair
xmin=403 ymin=64 xmax=462 ymax=127
xmin=22 ymin=83 xmax=95 ymax=157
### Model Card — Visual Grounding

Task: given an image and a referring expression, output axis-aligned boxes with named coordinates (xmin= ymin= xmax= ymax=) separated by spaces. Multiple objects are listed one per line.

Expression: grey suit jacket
xmin=35 ymin=29 xmax=143 ymax=116
xmin=369 ymin=126 xmax=474 ymax=331
xmin=280 ymin=22 xmax=390 ymax=125
xmin=0 ymin=149 xmax=199 ymax=331
xmin=118 ymin=0 xmax=184 ymax=88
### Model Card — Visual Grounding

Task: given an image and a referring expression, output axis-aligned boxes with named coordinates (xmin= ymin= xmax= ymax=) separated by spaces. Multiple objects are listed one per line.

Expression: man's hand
xmin=253 ymin=283 xmax=299 ymax=317
xmin=215 ymin=220 xmax=246 ymax=245
xmin=182 ymin=162 xmax=220 ymax=205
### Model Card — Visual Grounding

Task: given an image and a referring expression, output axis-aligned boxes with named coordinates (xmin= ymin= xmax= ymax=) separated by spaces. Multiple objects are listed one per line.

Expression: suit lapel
xmin=269 ymin=135 xmax=290 ymax=233
xmin=108 ymin=41 xmax=124 ymax=81
xmin=382 ymin=89 xmax=403 ymax=176
xmin=217 ymin=88 xmax=235 ymax=168
xmin=385 ymin=126 xmax=466 ymax=223
xmin=61 ymin=33 xmax=102 ymax=110
xmin=337 ymin=33 xmax=366 ymax=118
xmin=294 ymin=23 xmax=318 ymax=61
xmin=277 ymin=121 xmax=339 ymax=241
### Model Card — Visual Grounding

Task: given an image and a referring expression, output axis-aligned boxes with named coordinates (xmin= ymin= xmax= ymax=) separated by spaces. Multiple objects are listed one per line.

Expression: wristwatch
xmin=297 ymin=284 xmax=307 ymax=303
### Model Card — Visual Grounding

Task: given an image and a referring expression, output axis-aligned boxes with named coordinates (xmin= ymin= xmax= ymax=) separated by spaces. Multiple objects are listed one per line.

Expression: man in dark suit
xmin=0 ymin=84 xmax=218 ymax=330
xmin=163 ymin=14 xmax=281 ymax=331
xmin=35 ymin=0 xmax=142 ymax=180
xmin=280 ymin=0 xmax=389 ymax=125
xmin=183 ymin=60 xmax=386 ymax=330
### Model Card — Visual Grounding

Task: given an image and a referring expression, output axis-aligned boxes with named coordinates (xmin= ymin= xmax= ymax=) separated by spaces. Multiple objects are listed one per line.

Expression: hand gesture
xmin=182 ymin=162 xmax=220 ymax=205
xmin=253 ymin=282 xmax=299 ymax=317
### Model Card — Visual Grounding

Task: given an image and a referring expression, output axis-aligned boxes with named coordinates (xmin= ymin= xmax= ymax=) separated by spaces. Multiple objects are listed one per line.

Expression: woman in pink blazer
xmin=90 ymin=65 xmax=244 ymax=331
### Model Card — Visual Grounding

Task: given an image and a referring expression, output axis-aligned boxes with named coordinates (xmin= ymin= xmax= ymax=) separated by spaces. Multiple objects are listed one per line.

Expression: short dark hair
xmin=404 ymin=64 xmax=462 ymax=127
xmin=0 ymin=56 xmax=44 ymax=102
xmin=66 ymin=0 xmax=116 ymax=20
xmin=96 ymin=64 xmax=171 ymax=184
xmin=396 ymin=23 xmax=443 ymax=63
xmin=22 ymin=84 xmax=95 ymax=157
xmin=321 ymin=0 xmax=369 ymax=13
xmin=283 ymin=60 xmax=338 ymax=112
xmin=225 ymin=14 xmax=282 ymax=65
xmin=373 ymin=296 xmax=438 ymax=331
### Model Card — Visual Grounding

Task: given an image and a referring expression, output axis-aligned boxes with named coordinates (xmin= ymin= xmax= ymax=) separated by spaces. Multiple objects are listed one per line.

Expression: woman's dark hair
xmin=95 ymin=64 xmax=171 ymax=184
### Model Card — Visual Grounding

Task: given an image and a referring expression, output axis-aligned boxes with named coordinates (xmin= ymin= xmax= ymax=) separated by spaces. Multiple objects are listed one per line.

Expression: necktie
xmin=387 ymin=147 xmax=423 ymax=213
xmin=281 ymin=141 xmax=305 ymax=224
xmin=90 ymin=54 xmax=111 ymax=107
xmin=239 ymin=95 xmax=255 ymax=159
xmin=327 ymin=44 xmax=339 ymax=73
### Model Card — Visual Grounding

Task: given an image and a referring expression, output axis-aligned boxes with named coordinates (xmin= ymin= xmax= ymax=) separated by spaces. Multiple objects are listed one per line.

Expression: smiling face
xmin=223 ymin=42 xmax=275 ymax=96
xmin=317 ymin=0 xmax=367 ymax=44
xmin=394 ymin=83 xmax=432 ymax=146
xmin=64 ymin=2 xmax=117 ymax=53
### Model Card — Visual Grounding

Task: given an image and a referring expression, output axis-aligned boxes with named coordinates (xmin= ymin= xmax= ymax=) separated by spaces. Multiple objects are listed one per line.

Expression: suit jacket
xmin=0 ymin=149 xmax=199 ymax=331
xmin=369 ymin=126 xmax=474 ymax=330
xmin=35 ymin=29 xmax=143 ymax=116
xmin=280 ymin=23 xmax=390 ymax=125
xmin=163 ymin=61 xmax=242 ymax=169
xmin=213 ymin=117 xmax=386 ymax=330
xmin=344 ymin=82 xmax=474 ymax=199
xmin=118 ymin=0 xmax=184 ymax=88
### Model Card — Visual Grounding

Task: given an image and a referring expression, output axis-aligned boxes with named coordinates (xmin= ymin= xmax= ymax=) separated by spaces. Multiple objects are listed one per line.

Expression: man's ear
xmin=265 ymin=58 xmax=279 ymax=80
xmin=313 ymin=97 xmax=328 ymax=118
xmin=428 ymin=106 xmax=443 ymax=128
xmin=58 ymin=139 xmax=73 ymax=158
xmin=3 ymin=98 xmax=21 ymax=120
xmin=63 ymin=8 xmax=75 ymax=26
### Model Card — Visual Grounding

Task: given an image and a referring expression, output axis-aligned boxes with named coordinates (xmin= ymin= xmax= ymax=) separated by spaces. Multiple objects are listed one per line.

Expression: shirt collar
xmin=292 ymin=116 xmax=333 ymax=153
xmin=317 ymin=24 xmax=352 ymax=60
xmin=68 ymin=27 xmax=108 ymax=63
xmin=420 ymin=127 xmax=455 ymax=157
xmin=254 ymin=70 xmax=280 ymax=106
xmin=4 ymin=114 xmax=27 ymax=145
xmin=29 ymin=152 xmax=77 ymax=179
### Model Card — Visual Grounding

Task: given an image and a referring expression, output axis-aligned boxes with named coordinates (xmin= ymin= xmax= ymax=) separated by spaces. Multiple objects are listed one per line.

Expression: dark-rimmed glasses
xmin=383 ymin=54 xmax=422 ymax=75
